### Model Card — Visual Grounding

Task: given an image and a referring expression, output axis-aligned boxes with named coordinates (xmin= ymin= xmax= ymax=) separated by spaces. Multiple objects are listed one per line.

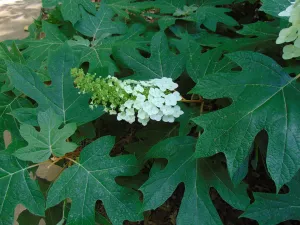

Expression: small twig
xmin=48 ymin=156 xmax=66 ymax=168
xmin=180 ymin=99 xmax=203 ymax=103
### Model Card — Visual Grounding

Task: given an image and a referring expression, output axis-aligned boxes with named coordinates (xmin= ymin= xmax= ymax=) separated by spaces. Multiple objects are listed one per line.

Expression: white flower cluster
xmin=277 ymin=0 xmax=300 ymax=59
xmin=115 ymin=78 xmax=184 ymax=126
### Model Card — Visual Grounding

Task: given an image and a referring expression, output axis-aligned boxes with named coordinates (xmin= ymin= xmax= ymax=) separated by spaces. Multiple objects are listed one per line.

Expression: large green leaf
xmin=242 ymin=170 xmax=300 ymax=224
xmin=46 ymin=136 xmax=142 ymax=225
xmin=0 ymin=152 xmax=45 ymax=225
xmin=0 ymin=93 xmax=32 ymax=149
xmin=260 ymin=0 xmax=291 ymax=18
xmin=75 ymin=3 xmax=127 ymax=40
xmin=114 ymin=32 xmax=185 ymax=80
xmin=7 ymin=44 xmax=104 ymax=125
xmin=14 ymin=109 xmax=77 ymax=163
xmin=140 ymin=136 xmax=249 ymax=225
xmin=22 ymin=21 xmax=67 ymax=69
xmin=191 ymin=51 xmax=300 ymax=190
xmin=42 ymin=0 xmax=96 ymax=25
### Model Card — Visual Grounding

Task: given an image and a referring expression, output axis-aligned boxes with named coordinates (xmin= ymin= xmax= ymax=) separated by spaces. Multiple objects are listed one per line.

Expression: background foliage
xmin=0 ymin=0 xmax=299 ymax=224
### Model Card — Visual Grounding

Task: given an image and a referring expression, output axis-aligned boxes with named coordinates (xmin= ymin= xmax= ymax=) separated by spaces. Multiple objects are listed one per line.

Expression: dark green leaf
xmin=22 ymin=21 xmax=67 ymax=68
xmin=0 ymin=152 xmax=45 ymax=225
xmin=191 ymin=51 xmax=300 ymax=190
xmin=242 ymin=170 xmax=300 ymax=224
xmin=7 ymin=44 xmax=104 ymax=125
xmin=75 ymin=4 xmax=127 ymax=40
xmin=0 ymin=93 xmax=32 ymax=149
xmin=114 ymin=32 xmax=185 ymax=80
xmin=140 ymin=136 xmax=250 ymax=225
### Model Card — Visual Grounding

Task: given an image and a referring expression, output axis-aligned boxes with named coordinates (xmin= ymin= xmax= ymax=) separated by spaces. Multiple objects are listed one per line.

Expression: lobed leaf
xmin=14 ymin=109 xmax=77 ymax=163
xmin=46 ymin=136 xmax=143 ymax=225
xmin=140 ymin=136 xmax=250 ymax=225
xmin=191 ymin=51 xmax=300 ymax=190
xmin=0 ymin=152 xmax=45 ymax=225
xmin=7 ymin=44 xmax=104 ymax=125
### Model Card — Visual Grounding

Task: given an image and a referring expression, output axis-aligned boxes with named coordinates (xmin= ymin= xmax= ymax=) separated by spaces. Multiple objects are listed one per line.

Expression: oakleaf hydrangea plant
xmin=1 ymin=0 xmax=300 ymax=225
xmin=72 ymin=68 xmax=184 ymax=126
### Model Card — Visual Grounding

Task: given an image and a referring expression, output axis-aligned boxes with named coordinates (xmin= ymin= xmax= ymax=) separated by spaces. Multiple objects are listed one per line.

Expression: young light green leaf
xmin=75 ymin=3 xmax=127 ymax=41
xmin=0 ymin=152 xmax=45 ymax=225
xmin=191 ymin=51 xmax=300 ymax=190
xmin=7 ymin=44 xmax=104 ymax=125
xmin=114 ymin=32 xmax=185 ymax=80
xmin=14 ymin=109 xmax=77 ymax=163
xmin=46 ymin=136 xmax=142 ymax=225
xmin=140 ymin=136 xmax=250 ymax=225
xmin=242 ymin=170 xmax=300 ymax=224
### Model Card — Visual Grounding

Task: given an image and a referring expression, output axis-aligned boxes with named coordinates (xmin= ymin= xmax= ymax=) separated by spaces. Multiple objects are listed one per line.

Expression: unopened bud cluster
xmin=71 ymin=68 xmax=184 ymax=126
xmin=277 ymin=0 xmax=300 ymax=59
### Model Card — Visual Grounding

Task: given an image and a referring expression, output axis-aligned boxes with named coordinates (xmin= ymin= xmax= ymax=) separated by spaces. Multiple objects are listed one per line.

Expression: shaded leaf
xmin=140 ymin=136 xmax=250 ymax=225
xmin=0 ymin=93 xmax=32 ymax=149
xmin=242 ymin=170 xmax=300 ymax=224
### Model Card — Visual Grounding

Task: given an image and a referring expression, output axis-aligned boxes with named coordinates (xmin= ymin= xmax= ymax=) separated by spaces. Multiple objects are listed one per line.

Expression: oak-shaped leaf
xmin=42 ymin=0 xmax=96 ymax=25
xmin=46 ymin=136 xmax=142 ymax=225
xmin=75 ymin=3 xmax=127 ymax=41
xmin=114 ymin=32 xmax=185 ymax=80
xmin=7 ymin=44 xmax=104 ymax=125
xmin=242 ymin=170 xmax=300 ymax=224
xmin=140 ymin=136 xmax=250 ymax=225
xmin=0 ymin=152 xmax=45 ymax=225
xmin=191 ymin=51 xmax=300 ymax=190
xmin=14 ymin=109 xmax=77 ymax=163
